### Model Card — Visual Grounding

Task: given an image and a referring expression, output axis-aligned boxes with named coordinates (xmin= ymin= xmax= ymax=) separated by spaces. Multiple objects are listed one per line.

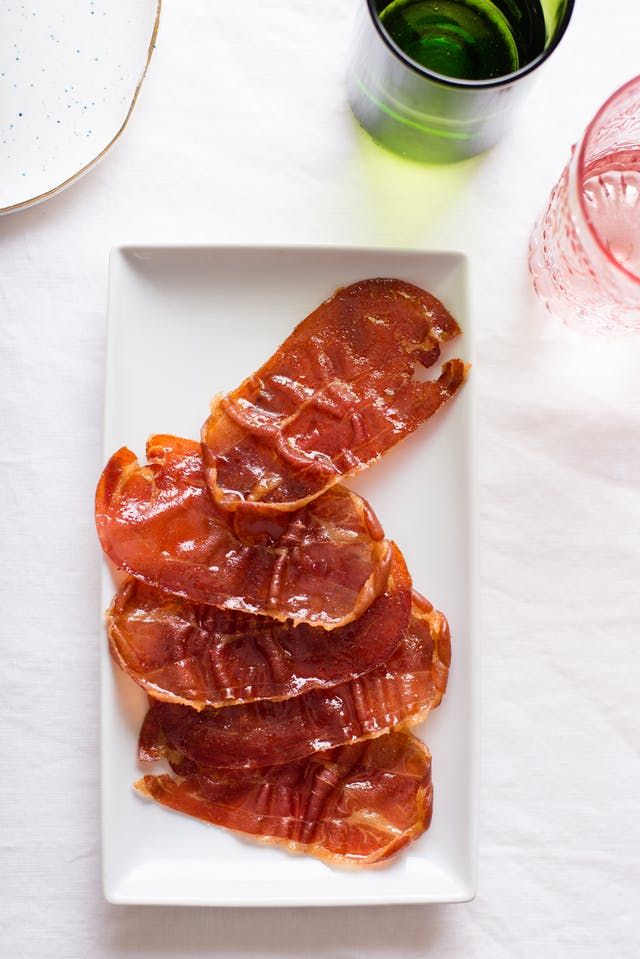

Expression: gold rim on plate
xmin=0 ymin=0 xmax=162 ymax=217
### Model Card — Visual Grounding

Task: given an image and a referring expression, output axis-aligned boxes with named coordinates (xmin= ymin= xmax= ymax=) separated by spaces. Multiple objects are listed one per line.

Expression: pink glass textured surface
xmin=529 ymin=76 xmax=640 ymax=334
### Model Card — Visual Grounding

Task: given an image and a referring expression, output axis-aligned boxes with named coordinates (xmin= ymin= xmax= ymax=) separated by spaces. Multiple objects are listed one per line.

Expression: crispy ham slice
xmin=202 ymin=278 xmax=467 ymax=514
xmin=96 ymin=435 xmax=392 ymax=629
xmin=107 ymin=545 xmax=412 ymax=709
xmin=135 ymin=730 xmax=433 ymax=868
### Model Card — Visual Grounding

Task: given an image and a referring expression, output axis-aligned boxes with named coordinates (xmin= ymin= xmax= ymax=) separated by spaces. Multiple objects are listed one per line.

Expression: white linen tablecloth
xmin=1 ymin=1 xmax=639 ymax=955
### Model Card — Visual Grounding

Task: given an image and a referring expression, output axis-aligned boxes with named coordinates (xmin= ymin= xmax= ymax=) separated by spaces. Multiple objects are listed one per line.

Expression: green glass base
xmin=348 ymin=71 xmax=502 ymax=164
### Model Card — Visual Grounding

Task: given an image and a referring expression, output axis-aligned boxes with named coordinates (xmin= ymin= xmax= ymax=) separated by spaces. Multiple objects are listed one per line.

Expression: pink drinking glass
xmin=529 ymin=76 xmax=640 ymax=334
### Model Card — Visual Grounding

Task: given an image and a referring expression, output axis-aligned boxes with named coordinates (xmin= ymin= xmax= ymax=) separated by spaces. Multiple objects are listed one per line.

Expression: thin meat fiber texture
xmin=138 ymin=592 xmax=451 ymax=769
xmin=108 ymin=546 xmax=412 ymax=709
xmin=135 ymin=730 xmax=433 ymax=868
xmin=96 ymin=435 xmax=392 ymax=629
xmin=202 ymin=278 xmax=467 ymax=514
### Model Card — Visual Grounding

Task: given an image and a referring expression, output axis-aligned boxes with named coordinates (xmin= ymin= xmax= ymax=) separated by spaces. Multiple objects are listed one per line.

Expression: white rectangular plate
xmin=102 ymin=245 xmax=478 ymax=907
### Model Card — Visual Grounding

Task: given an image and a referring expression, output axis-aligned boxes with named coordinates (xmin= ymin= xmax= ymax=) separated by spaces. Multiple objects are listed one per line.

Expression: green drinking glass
xmin=347 ymin=0 xmax=574 ymax=163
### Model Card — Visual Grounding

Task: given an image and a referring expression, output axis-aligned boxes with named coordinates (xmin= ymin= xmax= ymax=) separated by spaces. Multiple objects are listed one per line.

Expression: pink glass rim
xmin=576 ymin=74 xmax=640 ymax=287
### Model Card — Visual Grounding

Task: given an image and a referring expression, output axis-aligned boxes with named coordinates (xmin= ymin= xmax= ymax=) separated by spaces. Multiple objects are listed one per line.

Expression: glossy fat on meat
xmin=108 ymin=546 xmax=412 ymax=709
xmin=135 ymin=731 xmax=433 ymax=868
xmin=96 ymin=435 xmax=392 ymax=629
xmin=202 ymin=278 xmax=468 ymax=514
xmin=138 ymin=592 xmax=451 ymax=768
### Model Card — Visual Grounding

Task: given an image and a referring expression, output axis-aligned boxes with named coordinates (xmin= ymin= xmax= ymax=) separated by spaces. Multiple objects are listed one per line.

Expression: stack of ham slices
xmin=96 ymin=278 xmax=468 ymax=868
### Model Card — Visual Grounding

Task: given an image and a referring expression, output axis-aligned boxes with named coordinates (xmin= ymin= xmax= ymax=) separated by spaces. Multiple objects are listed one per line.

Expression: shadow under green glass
xmin=347 ymin=0 xmax=574 ymax=163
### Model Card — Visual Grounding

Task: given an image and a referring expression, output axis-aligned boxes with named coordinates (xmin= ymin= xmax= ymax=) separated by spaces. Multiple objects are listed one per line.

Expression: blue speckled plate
xmin=0 ymin=0 xmax=160 ymax=215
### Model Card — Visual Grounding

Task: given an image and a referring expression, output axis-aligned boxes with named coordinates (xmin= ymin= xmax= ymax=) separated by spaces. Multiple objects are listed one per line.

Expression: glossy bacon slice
xmin=108 ymin=546 xmax=412 ymax=709
xmin=135 ymin=730 xmax=433 ymax=868
xmin=138 ymin=592 xmax=450 ymax=769
xmin=96 ymin=435 xmax=391 ymax=629
xmin=202 ymin=278 xmax=467 ymax=514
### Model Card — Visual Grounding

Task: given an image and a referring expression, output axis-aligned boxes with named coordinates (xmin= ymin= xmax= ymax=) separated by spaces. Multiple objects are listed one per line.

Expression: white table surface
xmin=2 ymin=0 xmax=639 ymax=956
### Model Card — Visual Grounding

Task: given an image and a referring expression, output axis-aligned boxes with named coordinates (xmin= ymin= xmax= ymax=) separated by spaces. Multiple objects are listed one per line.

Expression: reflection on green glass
xmin=377 ymin=0 xmax=547 ymax=81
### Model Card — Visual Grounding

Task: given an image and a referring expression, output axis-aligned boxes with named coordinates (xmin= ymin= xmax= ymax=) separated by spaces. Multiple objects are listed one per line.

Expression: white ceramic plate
xmin=102 ymin=245 xmax=478 ymax=907
xmin=0 ymin=0 xmax=160 ymax=215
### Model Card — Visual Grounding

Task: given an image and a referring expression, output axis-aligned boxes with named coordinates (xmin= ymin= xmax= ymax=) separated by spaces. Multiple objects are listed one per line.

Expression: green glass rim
xmin=366 ymin=0 xmax=575 ymax=90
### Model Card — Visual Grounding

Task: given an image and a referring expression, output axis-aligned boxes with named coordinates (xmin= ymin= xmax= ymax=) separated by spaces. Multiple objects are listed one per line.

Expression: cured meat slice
xmin=202 ymin=278 xmax=467 ymax=514
xmin=108 ymin=546 xmax=412 ymax=709
xmin=138 ymin=592 xmax=451 ymax=768
xmin=96 ymin=435 xmax=392 ymax=629
xmin=135 ymin=730 xmax=433 ymax=868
